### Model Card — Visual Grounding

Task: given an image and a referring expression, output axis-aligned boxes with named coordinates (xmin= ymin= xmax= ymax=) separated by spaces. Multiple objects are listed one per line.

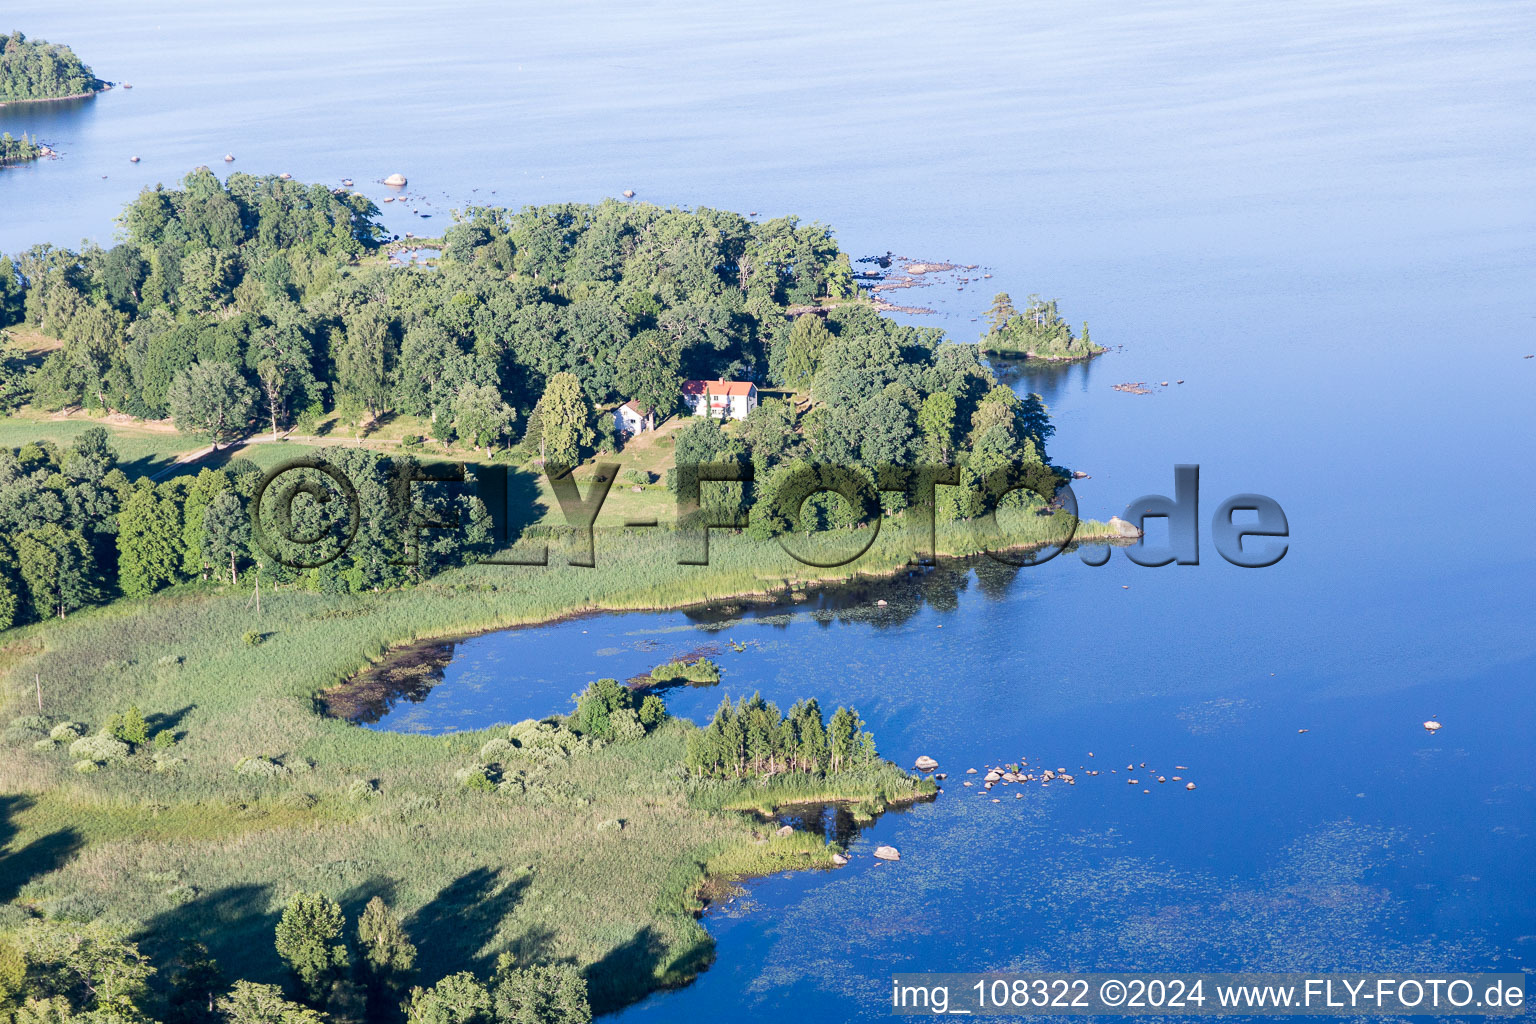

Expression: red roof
xmin=682 ymin=379 xmax=755 ymax=397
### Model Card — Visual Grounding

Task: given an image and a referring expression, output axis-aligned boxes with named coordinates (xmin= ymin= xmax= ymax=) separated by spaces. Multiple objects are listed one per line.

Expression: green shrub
xmin=154 ymin=730 xmax=177 ymax=750
xmin=234 ymin=756 xmax=288 ymax=778
xmin=609 ymin=707 xmax=645 ymax=743
xmin=638 ymin=694 xmax=667 ymax=727
xmin=507 ymin=720 xmax=589 ymax=760
xmin=41 ymin=892 xmax=104 ymax=923
xmin=49 ymin=721 xmax=86 ymax=742
xmin=407 ymin=972 xmax=490 ymax=1024
xmin=477 ymin=737 xmax=515 ymax=765
xmin=401 ymin=434 xmax=423 ymax=449
xmin=10 ymin=715 xmax=50 ymax=732
xmin=69 ymin=732 xmax=130 ymax=763
xmin=347 ymin=778 xmax=378 ymax=801
xmin=33 ymin=737 xmax=58 ymax=751
xmin=648 ymin=658 xmax=720 ymax=686
xmin=384 ymin=792 xmax=436 ymax=819
xmin=455 ymin=766 xmax=496 ymax=792
xmin=243 ymin=630 xmax=264 ymax=646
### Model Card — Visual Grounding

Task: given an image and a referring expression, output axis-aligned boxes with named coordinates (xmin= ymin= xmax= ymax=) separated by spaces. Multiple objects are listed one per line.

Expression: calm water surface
xmin=5 ymin=1 xmax=1534 ymax=1019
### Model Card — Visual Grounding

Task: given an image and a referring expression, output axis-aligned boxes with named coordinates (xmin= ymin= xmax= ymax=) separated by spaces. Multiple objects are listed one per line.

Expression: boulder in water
xmin=873 ymin=845 xmax=900 ymax=861
xmin=1107 ymin=516 xmax=1142 ymax=538
xmin=383 ymin=173 xmax=408 ymax=187
xmin=914 ymin=755 xmax=938 ymax=771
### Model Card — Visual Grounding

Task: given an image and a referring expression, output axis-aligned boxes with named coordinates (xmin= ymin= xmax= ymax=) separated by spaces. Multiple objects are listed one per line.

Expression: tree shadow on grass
xmin=136 ymin=883 xmax=282 ymax=983
xmin=120 ymin=453 xmax=180 ymax=479
xmin=405 ymin=868 xmax=531 ymax=984
xmin=0 ymin=793 xmax=83 ymax=903
xmin=335 ymin=875 xmax=400 ymax=925
xmin=145 ymin=704 xmax=196 ymax=741
xmin=584 ymin=924 xmax=715 ymax=1015
xmin=475 ymin=464 xmax=548 ymax=554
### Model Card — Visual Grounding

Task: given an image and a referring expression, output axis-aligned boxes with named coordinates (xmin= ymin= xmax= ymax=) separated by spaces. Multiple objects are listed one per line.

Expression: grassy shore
xmin=0 ymin=510 xmax=1107 ymax=1011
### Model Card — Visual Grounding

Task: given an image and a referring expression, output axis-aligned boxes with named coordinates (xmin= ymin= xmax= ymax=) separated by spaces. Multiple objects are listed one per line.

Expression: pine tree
xmin=116 ymin=704 xmax=149 ymax=747
xmin=828 ymin=706 xmax=857 ymax=773
xmin=984 ymin=292 xmax=1018 ymax=334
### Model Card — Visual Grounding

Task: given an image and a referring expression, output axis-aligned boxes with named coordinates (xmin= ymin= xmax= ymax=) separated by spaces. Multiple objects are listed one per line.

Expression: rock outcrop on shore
xmin=1106 ymin=516 xmax=1142 ymax=539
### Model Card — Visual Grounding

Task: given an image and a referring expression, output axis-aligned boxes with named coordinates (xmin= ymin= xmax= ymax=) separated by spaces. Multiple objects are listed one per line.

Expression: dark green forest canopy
xmin=0 ymin=31 xmax=105 ymax=102
xmin=0 ymin=171 xmax=1067 ymax=625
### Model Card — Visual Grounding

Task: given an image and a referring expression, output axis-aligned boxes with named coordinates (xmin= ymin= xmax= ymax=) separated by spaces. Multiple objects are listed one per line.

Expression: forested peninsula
xmin=0 ymin=31 xmax=106 ymax=105
xmin=0 ymin=172 xmax=1107 ymax=1023
xmin=0 ymin=168 xmax=1082 ymax=626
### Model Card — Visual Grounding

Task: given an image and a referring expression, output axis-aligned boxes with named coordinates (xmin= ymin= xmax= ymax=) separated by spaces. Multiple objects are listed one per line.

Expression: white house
xmin=681 ymin=379 xmax=758 ymax=420
xmin=613 ymin=400 xmax=656 ymax=434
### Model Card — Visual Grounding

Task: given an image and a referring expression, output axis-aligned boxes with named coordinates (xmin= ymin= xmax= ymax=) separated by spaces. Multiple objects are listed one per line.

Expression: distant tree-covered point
xmin=0 ymin=31 xmax=106 ymax=103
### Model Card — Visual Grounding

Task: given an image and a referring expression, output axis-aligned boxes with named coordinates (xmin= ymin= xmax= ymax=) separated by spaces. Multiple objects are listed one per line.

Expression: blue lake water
xmin=4 ymin=0 xmax=1534 ymax=1019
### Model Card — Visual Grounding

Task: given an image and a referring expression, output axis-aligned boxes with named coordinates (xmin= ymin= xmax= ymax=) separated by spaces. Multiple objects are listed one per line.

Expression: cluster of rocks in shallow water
xmin=914 ymin=753 xmax=1198 ymax=800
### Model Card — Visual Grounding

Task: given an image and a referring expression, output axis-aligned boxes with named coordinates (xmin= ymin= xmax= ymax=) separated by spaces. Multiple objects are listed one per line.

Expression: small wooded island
xmin=0 ymin=130 xmax=44 ymax=166
xmin=980 ymin=291 xmax=1104 ymax=361
xmin=0 ymin=30 xmax=106 ymax=106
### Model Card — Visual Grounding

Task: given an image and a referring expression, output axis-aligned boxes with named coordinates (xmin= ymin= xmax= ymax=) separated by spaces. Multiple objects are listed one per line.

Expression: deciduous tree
xmin=117 ymin=485 xmax=182 ymax=597
xmin=273 ymin=892 xmax=349 ymax=1003
xmin=167 ymin=361 xmax=256 ymax=447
